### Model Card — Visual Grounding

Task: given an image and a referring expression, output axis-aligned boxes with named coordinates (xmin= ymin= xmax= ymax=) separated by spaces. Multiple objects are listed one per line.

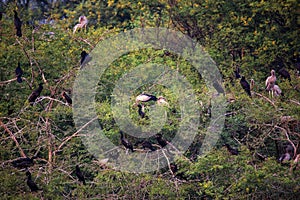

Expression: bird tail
xmin=16 ymin=28 xmax=22 ymax=37
xmin=17 ymin=76 xmax=22 ymax=83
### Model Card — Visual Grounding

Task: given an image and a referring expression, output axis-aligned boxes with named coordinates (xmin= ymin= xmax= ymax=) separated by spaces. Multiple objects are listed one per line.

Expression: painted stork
xmin=61 ymin=91 xmax=72 ymax=105
xmin=265 ymin=70 xmax=276 ymax=97
xmin=155 ymin=133 xmax=168 ymax=147
xmin=278 ymin=68 xmax=291 ymax=82
xmin=73 ymin=15 xmax=88 ymax=34
xmin=224 ymin=144 xmax=239 ymax=155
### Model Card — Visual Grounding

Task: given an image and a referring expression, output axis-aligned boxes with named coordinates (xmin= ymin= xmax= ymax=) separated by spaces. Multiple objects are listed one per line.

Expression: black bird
xmin=224 ymin=144 xmax=239 ymax=155
xmin=61 ymin=91 xmax=72 ymax=105
xmin=11 ymin=156 xmax=37 ymax=168
xmin=80 ymin=51 xmax=91 ymax=68
xmin=234 ymin=67 xmax=241 ymax=79
xmin=137 ymin=104 xmax=145 ymax=118
xmin=13 ymin=10 xmax=22 ymax=37
xmin=278 ymin=68 xmax=291 ymax=82
xmin=155 ymin=133 xmax=168 ymax=148
xmin=141 ymin=141 xmax=156 ymax=151
xmin=75 ymin=165 xmax=86 ymax=185
xmin=28 ymin=83 xmax=43 ymax=104
xmin=240 ymin=76 xmax=251 ymax=97
xmin=15 ymin=62 xmax=23 ymax=83
xmin=212 ymin=81 xmax=225 ymax=95
xmin=120 ymin=131 xmax=134 ymax=152
xmin=26 ymin=171 xmax=40 ymax=192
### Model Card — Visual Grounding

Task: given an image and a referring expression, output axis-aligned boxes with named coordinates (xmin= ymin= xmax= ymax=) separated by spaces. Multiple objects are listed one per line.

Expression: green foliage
xmin=0 ymin=0 xmax=299 ymax=199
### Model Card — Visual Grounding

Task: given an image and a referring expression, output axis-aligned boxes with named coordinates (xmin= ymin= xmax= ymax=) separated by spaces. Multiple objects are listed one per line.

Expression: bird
xmin=212 ymin=81 xmax=225 ymax=95
xmin=120 ymin=131 xmax=134 ymax=152
xmin=61 ymin=91 xmax=72 ymax=105
xmin=234 ymin=67 xmax=241 ymax=79
xmin=141 ymin=141 xmax=156 ymax=151
xmin=80 ymin=50 xmax=92 ymax=68
xmin=250 ymin=79 xmax=255 ymax=91
xmin=137 ymin=104 xmax=145 ymax=118
xmin=278 ymin=68 xmax=291 ymax=82
xmin=13 ymin=10 xmax=22 ymax=37
xmin=223 ymin=144 xmax=239 ymax=155
xmin=73 ymin=15 xmax=88 ymax=34
xmin=11 ymin=156 xmax=37 ymax=168
xmin=26 ymin=171 xmax=40 ymax=192
xmin=240 ymin=76 xmax=251 ymax=97
xmin=135 ymin=94 xmax=168 ymax=105
xmin=265 ymin=70 xmax=276 ymax=96
xmin=272 ymin=85 xmax=283 ymax=96
xmin=15 ymin=62 xmax=23 ymax=83
xmin=75 ymin=165 xmax=86 ymax=185
xmin=155 ymin=133 xmax=168 ymax=148
xmin=279 ymin=152 xmax=291 ymax=164
xmin=28 ymin=83 xmax=43 ymax=104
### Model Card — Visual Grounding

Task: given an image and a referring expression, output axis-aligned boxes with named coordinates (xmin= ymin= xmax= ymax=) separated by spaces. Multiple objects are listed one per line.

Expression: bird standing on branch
xmin=61 ymin=91 xmax=72 ymax=105
xmin=135 ymin=93 xmax=168 ymax=106
xmin=73 ymin=16 xmax=88 ymax=34
xmin=75 ymin=165 xmax=86 ymax=185
xmin=28 ymin=83 xmax=43 ymax=105
xmin=11 ymin=156 xmax=37 ymax=168
xmin=80 ymin=50 xmax=92 ymax=68
xmin=13 ymin=10 xmax=22 ymax=37
xmin=15 ymin=62 xmax=23 ymax=83
xmin=278 ymin=68 xmax=291 ymax=82
xmin=240 ymin=76 xmax=251 ymax=97
xmin=120 ymin=131 xmax=134 ymax=152
xmin=155 ymin=133 xmax=168 ymax=148
xmin=26 ymin=171 xmax=41 ymax=192
xmin=265 ymin=69 xmax=276 ymax=97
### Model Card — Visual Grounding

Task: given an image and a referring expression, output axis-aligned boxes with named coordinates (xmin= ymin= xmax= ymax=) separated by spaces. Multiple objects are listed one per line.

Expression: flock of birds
xmin=8 ymin=10 xmax=299 ymax=192
xmin=212 ymin=66 xmax=293 ymax=98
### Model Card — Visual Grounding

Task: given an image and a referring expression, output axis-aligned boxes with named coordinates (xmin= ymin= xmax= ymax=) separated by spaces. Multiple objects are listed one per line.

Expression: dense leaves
xmin=0 ymin=0 xmax=299 ymax=199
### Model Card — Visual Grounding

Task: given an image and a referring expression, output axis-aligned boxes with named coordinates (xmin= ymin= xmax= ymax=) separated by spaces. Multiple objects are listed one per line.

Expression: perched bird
xmin=13 ymin=10 xmax=22 ymax=37
xmin=234 ymin=67 xmax=241 ymax=79
xmin=135 ymin=94 xmax=168 ymax=105
xmin=155 ymin=133 xmax=168 ymax=148
xmin=278 ymin=68 xmax=291 ymax=82
xmin=28 ymin=83 xmax=43 ymax=104
xmin=272 ymin=85 xmax=283 ymax=96
xmin=250 ymin=79 xmax=255 ymax=91
xmin=240 ymin=76 xmax=251 ymax=97
xmin=80 ymin=50 xmax=92 ymax=68
xmin=212 ymin=81 xmax=225 ymax=95
xmin=11 ymin=156 xmax=37 ymax=168
xmin=137 ymin=104 xmax=145 ymax=118
xmin=120 ymin=131 xmax=134 ymax=152
xmin=75 ymin=165 xmax=86 ymax=185
xmin=73 ymin=15 xmax=88 ymax=34
xmin=15 ymin=62 xmax=23 ymax=83
xmin=141 ymin=141 xmax=156 ymax=151
xmin=279 ymin=152 xmax=291 ymax=164
xmin=224 ymin=144 xmax=239 ymax=155
xmin=26 ymin=171 xmax=40 ymax=192
xmin=265 ymin=69 xmax=276 ymax=93
xmin=170 ymin=163 xmax=178 ymax=174
xmin=61 ymin=91 xmax=72 ymax=105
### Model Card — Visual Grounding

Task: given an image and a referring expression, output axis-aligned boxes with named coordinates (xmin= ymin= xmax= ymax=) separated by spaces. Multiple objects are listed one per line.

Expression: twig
xmin=54 ymin=116 xmax=98 ymax=153
xmin=0 ymin=120 xmax=26 ymax=157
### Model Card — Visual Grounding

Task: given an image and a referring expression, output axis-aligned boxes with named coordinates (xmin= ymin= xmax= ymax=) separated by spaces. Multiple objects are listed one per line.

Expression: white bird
xmin=73 ymin=15 xmax=88 ymax=34
xmin=265 ymin=69 xmax=276 ymax=97
xmin=279 ymin=152 xmax=291 ymax=164
xmin=272 ymin=85 xmax=283 ymax=96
